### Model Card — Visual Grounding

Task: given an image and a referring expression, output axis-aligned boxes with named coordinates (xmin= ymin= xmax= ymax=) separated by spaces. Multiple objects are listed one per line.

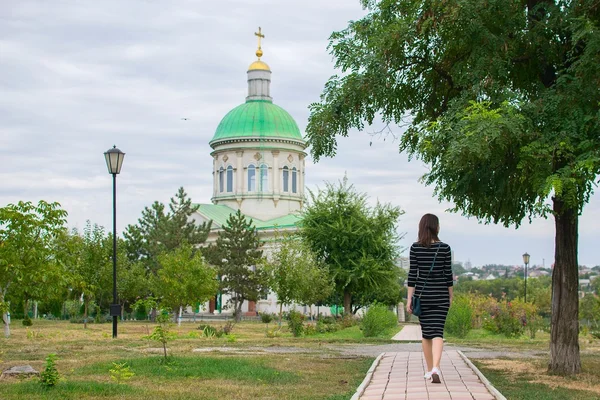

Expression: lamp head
xmin=522 ymin=252 xmax=530 ymax=265
xmin=104 ymin=146 xmax=125 ymax=175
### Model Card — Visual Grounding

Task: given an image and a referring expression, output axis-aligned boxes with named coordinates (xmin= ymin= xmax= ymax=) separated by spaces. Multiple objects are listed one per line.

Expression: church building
xmin=192 ymin=28 xmax=307 ymax=316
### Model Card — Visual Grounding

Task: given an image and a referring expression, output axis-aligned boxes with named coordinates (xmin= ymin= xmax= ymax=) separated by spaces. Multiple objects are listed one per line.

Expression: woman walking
xmin=406 ymin=213 xmax=453 ymax=384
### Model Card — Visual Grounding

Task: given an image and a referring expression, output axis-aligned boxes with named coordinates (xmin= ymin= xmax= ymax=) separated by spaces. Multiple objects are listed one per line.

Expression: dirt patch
xmin=478 ymin=359 xmax=600 ymax=395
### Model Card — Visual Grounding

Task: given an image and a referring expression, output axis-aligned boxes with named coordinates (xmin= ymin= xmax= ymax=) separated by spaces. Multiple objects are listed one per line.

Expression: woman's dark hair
xmin=418 ymin=214 xmax=440 ymax=246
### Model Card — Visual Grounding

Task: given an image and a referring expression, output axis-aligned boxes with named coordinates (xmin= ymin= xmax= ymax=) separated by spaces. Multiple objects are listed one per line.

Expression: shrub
xmin=40 ymin=353 xmax=60 ymax=388
xmin=304 ymin=324 xmax=317 ymax=336
xmin=361 ymin=303 xmax=397 ymax=337
xmin=286 ymin=310 xmax=305 ymax=337
xmin=319 ymin=316 xmax=336 ymax=324
xmin=221 ymin=321 xmax=235 ymax=335
xmin=109 ymin=362 xmax=135 ymax=384
xmin=340 ymin=314 xmax=357 ymax=328
xmin=201 ymin=325 xmax=218 ymax=338
xmin=445 ymin=295 xmax=473 ymax=338
xmin=22 ymin=315 xmax=33 ymax=326
xmin=591 ymin=330 xmax=600 ymax=340
xmin=260 ymin=313 xmax=274 ymax=324
xmin=266 ymin=328 xmax=281 ymax=338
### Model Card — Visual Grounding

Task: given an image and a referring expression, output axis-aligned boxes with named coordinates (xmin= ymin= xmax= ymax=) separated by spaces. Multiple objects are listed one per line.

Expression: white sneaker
xmin=424 ymin=371 xmax=432 ymax=379
xmin=431 ymin=367 xmax=441 ymax=384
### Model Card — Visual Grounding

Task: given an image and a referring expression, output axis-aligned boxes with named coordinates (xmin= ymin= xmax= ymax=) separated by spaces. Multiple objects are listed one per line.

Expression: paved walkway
xmin=353 ymin=351 xmax=504 ymax=400
xmin=392 ymin=325 xmax=422 ymax=341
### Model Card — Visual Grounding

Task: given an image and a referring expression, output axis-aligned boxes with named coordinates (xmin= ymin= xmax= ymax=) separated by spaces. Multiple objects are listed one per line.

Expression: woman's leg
xmin=422 ymin=338 xmax=433 ymax=371
xmin=432 ymin=337 xmax=444 ymax=368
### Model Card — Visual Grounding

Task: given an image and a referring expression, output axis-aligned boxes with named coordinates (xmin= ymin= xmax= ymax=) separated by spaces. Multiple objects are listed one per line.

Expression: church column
xmin=236 ymin=151 xmax=244 ymax=194
xmin=272 ymin=150 xmax=280 ymax=195
xmin=213 ymin=156 xmax=218 ymax=199
xmin=299 ymin=154 xmax=305 ymax=197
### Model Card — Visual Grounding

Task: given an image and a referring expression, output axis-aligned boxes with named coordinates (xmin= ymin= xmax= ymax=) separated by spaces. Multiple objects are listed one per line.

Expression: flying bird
xmin=181 ymin=117 xmax=190 ymax=121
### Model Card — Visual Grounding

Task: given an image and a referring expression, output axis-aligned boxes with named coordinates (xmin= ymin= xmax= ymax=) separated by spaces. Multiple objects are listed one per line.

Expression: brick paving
xmin=357 ymin=351 xmax=501 ymax=400
xmin=392 ymin=325 xmax=422 ymax=341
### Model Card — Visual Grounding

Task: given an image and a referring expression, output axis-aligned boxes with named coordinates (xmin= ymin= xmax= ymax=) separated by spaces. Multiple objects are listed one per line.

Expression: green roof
xmin=195 ymin=204 xmax=301 ymax=231
xmin=210 ymin=100 xmax=304 ymax=144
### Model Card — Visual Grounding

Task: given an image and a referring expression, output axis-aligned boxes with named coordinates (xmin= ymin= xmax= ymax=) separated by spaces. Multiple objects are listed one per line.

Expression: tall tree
xmin=154 ymin=243 xmax=218 ymax=326
xmin=305 ymin=0 xmax=599 ymax=374
xmin=204 ymin=210 xmax=268 ymax=322
xmin=0 ymin=201 xmax=67 ymax=337
xmin=300 ymin=177 xmax=402 ymax=315
xmin=124 ymin=187 xmax=211 ymax=273
xmin=268 ymin=234 xmax=333 ymax=324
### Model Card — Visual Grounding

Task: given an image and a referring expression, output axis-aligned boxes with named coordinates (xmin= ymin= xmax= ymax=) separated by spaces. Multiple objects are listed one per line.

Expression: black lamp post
xmin=104 ymin=146 xmax=125 ymax=338
xmin=522 ymin=252 xmax=530 ymax=302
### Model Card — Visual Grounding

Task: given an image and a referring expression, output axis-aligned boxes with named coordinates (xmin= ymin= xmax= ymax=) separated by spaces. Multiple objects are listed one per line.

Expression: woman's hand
xmin=406 ymin=299 xmax=412 ymax=314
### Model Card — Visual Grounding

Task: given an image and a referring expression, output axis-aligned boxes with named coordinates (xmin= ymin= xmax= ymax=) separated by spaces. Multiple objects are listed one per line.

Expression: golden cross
xmin=255 ymin=26 xmax=265 ymax=50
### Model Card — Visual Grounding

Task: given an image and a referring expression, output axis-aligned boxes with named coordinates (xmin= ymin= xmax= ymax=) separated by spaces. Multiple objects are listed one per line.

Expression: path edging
xmin=457 ymin=350 xmax=507 ymax=400
xmin=349 ymin=352 xmax=384 ymax=400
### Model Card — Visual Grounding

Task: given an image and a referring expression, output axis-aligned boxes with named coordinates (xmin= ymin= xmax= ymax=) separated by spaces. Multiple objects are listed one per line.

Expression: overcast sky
xmin=1 ymin=0 xmax=599 ymax=268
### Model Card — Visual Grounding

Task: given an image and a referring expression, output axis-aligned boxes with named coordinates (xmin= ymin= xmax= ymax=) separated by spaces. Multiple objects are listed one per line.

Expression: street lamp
xmin=522 ymin=252 xmax=530 ymax=302
xmin=104 ymin=146 xmax=125 ymax=338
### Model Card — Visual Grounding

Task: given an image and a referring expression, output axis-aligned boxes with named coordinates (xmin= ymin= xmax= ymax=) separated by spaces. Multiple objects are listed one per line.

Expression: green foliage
xmin=124 ymin=187 xmax=211 ymax=274
xmin=22 ymin=314 xmax=33 ymax=326
xmin=260 ymin=313 xmax=274 ymax=324
xmin=360 ymin=303 xmax=397 ymax=338
xmin=265 ymin=328 xmax=281 ymax=338
xmin=316 ymin=319 xmax=340 ymax=333
xmin=109 ymin=362 xmax=135 ymax=384
xmin=153 ymin=243 xmax=218 ymax=313
xmin=285 ymin=310 xmax=305 ymax=337
xmin=39 ymin=353 xmax=61 ymax=388
xmin=306 ymin=0 xmax=600 ymax=374
xmin=267 ymin=233 xmax=333 ymax=324
xmin=580 ymin=295 xmax=600 ymax=328
xmin=445 ymin=295 xmax=473 ymax=338
xmin=300 ymin=177 xmax=403 ymax=314
xmin=484 ymin=299 xmax=538 ymax=338
xmin=204 ymin=210 xmax=268 ymax=321
xmin=146 ymin=311 xmax=175 ymax=362
xmin=0 ymin=200 xmax=68 ymax=338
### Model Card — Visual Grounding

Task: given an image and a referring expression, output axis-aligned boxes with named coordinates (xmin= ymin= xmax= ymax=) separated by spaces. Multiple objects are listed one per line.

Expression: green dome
xmin=210 ymin=100 xmax=303 ymax=144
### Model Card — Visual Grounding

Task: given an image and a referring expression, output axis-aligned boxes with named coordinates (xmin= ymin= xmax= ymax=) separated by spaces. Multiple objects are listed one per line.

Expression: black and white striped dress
xmin=408 ymin=242 xmax=453 ymax=339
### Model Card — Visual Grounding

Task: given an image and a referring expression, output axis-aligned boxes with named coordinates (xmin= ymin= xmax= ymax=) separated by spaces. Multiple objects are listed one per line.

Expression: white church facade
xmin=191 ymin=29 xmax=324 ymax=317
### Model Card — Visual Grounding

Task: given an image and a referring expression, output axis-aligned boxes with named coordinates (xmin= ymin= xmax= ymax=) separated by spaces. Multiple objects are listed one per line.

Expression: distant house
xmin=485 ymin=274 xmax=497 ymax=281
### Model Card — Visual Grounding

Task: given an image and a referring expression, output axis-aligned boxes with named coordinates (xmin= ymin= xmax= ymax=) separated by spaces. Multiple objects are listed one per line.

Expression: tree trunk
xmin=343 ymin=290 xmax=351 ymax=315
xmin=279 ymin=303 xmax=283 ymax=327
xmin=84 ymin=297 xmax=88 ymax=329
xmin=23 ymin=298 xmax=29 ymax=319
xmin=549 ymin=198 xmax=581 ymax=375
xmin=33 ymin=301 xmax=38 ymax=319
xmin=178 ymin=306 xmax=183 ymax=327
xmin=121 ymin=304 xmax=125 ymax=321
xmin=1 ymin=290 xmax=10 ymax=338
xmin=235 ymin=301 xmax=243 ymax=323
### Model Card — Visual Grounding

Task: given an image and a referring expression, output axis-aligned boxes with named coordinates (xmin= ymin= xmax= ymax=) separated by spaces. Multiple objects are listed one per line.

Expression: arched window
xmin=259 ymin=164 xmax=268 ymax=192
xmin=219 ymin=167 xmax=224 ymax=193
xmin=248 ymin=164 xmax=256 ymax=192
xmin=282 ymin=166 xmax=289 ymax=192
xmin=226 ymin=166 xmax=233 ymax=192
xmin=292 ymin=167 xmax=297 ymax=193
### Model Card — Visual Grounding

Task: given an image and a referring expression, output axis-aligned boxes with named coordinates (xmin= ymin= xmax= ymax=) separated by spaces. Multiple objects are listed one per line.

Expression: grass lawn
xmin=473 ymin=354 xmax=600 ymax=400
xmin=0 ymin=319 xmax=390 ymax=399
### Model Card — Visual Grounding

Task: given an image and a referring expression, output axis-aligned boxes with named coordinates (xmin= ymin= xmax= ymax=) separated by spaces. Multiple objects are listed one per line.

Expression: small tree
xmin=147 ymin=311 xmax=174 ymax=362
xmin=154 ymin=243 xmax=218 ymax=326
xmin=204 ymin=210 xmax=268 ymax=322
xmin=268 ymin=234 xmax=333 ymax=325
xmin=0 ymin=201 xmax=67 ymax=338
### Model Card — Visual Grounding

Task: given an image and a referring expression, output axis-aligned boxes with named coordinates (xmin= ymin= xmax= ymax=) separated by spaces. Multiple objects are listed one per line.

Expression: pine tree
xmin=124 ymin=187 xmax=211 ymax=274
xmin=204 ymin=210 xmax=268 ymax=322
